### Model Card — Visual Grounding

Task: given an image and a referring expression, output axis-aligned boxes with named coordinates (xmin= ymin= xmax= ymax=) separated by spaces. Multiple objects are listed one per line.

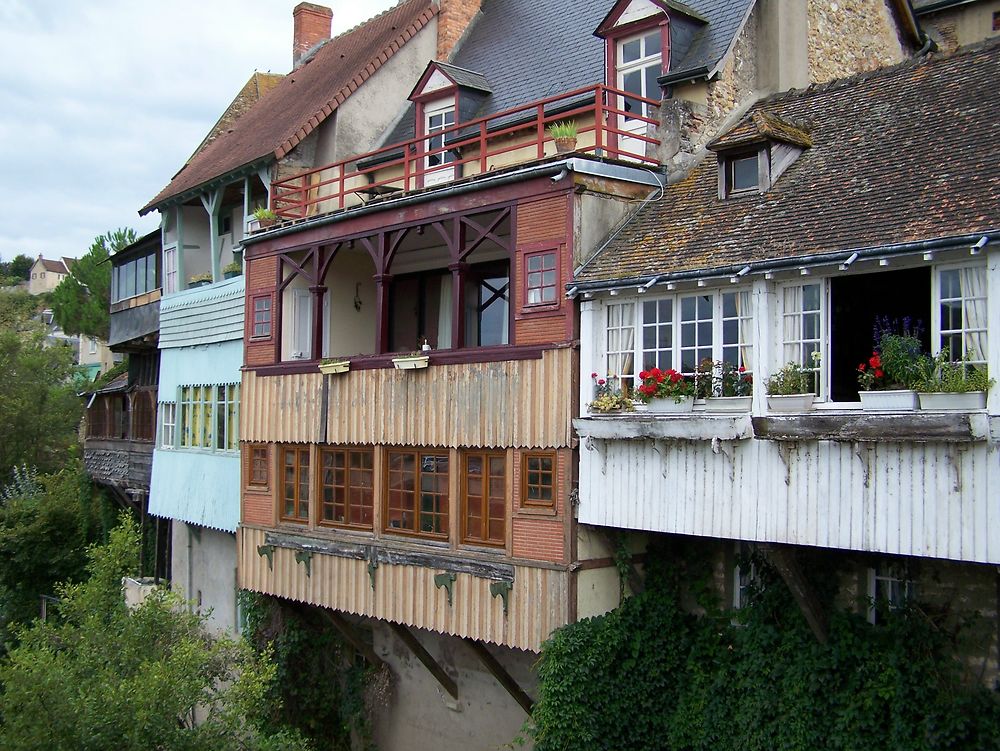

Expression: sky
xmin=0 ymin=0 xmax=396 ymax=262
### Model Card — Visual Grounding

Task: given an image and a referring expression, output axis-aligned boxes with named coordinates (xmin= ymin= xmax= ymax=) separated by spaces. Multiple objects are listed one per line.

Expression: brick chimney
xmin=293 ymin=2 xmax=333 ymax=68
xmin=437 ymin=0 xmax=481 ymax=60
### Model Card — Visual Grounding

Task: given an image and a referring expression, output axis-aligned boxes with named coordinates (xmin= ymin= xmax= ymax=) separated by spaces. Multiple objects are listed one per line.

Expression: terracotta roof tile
xmin=576 ymin=40 xmax=1000 ymax=285
xmin=142 ymin=0 xmax=437 ymax=213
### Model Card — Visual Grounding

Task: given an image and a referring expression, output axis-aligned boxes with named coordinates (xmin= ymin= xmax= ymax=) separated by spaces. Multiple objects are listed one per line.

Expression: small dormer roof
xmin=593 ymin=0 xmax=707 ymax=38
xmin=409 ymin=60 xmax=492 ymax=101
xmin=708 ymin=111 xmax=813 ymax=152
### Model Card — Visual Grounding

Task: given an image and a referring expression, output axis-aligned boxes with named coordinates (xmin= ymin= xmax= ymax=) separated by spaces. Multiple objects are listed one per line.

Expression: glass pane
xmin=621 ymin=38 xmax=641 ymax=64
xmin=135 ymin=256 xmax=147 ymax=295
xmin=622 ymin=69 xmax=641 ymax=97
xmin=803 ymin=283 xmax=820 ymax=311
xmin=681 ymin=296 xmax=695 ymax=320
xmin=697 ymin=321 xmax=712 ymax=344
xmin=722 ymin=293 xmax=737 ymax=318
xmin=732 ymin=156 xmax=757 ymax=191
xmin=658 ymin=324 xmax=672 ymax=348
xmin=642 ymin=32 xmax=660 ymax=55
xmin=940 ymin=269 xmax=959 ymax=299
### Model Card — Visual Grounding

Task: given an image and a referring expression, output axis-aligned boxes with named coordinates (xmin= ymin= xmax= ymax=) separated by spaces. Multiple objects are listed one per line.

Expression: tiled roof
xmin=190 ymin=71 xmax=285 ymax=160
xmin=38 ymin=257 xmax=69 ymax=274
xmin=575 ymin=40 xmax=1000 ymax=285
xmin=379 ymin=0 xmax=752 ymax=145
xmin=141 ymin=0 xmax=437 ymax=213
xmin=708 ymin=111 xmax=813 ymax=151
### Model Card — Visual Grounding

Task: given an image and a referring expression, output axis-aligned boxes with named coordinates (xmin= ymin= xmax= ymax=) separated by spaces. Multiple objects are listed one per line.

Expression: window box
xmin=767 ymin=394 xmax=814 ymax=412
xmin=319 ymin=359 xmax=350 ymax=375
xmin=392 ymin=354 xmax=429 ymax=370
xmin=704 ymin=396 xmax=752 ymax=412
xmin=858 ymin=389 xmax=918 ymax=412
xmin=648 ymin=396 xmax=694 ymax=413
xmin=917 ymin=391 xmax=986 ymax=411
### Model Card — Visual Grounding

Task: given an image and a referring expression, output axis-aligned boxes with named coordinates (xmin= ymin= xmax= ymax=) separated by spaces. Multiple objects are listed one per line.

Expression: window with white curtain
xmin=604 ymin=288 xmax=753 ymax=390
xmin=937 ymin=265 xmax=987 ymax=365
xmin=781 ymin=282 xmax=823 ymax=395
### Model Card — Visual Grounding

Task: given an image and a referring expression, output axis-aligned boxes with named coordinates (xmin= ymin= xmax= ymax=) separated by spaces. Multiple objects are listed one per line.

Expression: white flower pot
xmin=917 ymin=391 xmax=986 ymax=411
xmin=392 ymin=354 xmax=429 ymax=370
xmin=858 ymin=389 xmax=918 ymax=412
xmin=318 ymin=360 xmax=350 ymax=375
xmin=704 ymin=396 xmax=752 ymax=412
xmin=631 ymin=400 xmax=649 ymax=412
xmin=648 ymin=396 xmax=694 ymax=413
xmin=767 ymin=393 xmax=814 ymax=412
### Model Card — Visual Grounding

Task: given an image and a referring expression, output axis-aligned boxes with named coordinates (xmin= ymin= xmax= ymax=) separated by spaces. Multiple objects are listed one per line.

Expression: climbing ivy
xmin=241 ymin=592 xmax=380 ymax=750
xmin=531 ymin=539 xmax=1000 ymax=751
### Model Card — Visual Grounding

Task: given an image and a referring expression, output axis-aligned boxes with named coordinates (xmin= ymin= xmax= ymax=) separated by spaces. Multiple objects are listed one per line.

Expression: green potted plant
xmin=548 ymin=120 xmax=578 ymax=153
xmin=765 ymin=361 xmax=814 ymax=412
xmin=251 ymin=206 xmax=279 ymax=231
xmin=856 ymin=331 xmax=922 ymax=411
xmin=187 ymin=272 xmax=213 ymax=288
xmin=914 ymin=350 xmax=993 ymax=410
xmin=636 ymin=367 xmax=695 ymax=413
xmin=222 ymin=260 xmax=242 ymax=279
xmin=588 ymin=373 xmax=634 ymax=414
xmin=705 ymin=360 xmax=753 ymax=412
xmin=319 ymin=357 xmax=351 ymax=375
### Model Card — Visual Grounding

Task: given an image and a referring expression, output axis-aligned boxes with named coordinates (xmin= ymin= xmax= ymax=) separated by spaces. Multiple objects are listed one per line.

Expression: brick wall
xmin=437 ymin=0 xmax=480 ymax=60
xmin=514 ymin=194 xmax=572 ymax=345
xmin=510 ymin=448 xmax=570 ymax=564
xmin=245 ymin=256 xmax=277 ymax=367
xmin=293 ymin=2 xmax=333 ymax=68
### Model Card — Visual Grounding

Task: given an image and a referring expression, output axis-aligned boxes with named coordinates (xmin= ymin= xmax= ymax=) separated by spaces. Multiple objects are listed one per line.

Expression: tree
xmin=0 ymin=255 xmax=33 ymax=287
xmin=50 ymin=228 xmax=137 ymax=341
xmin=0 ymin=516 xmax=310 ymax=751
xmin=0 ymin=300 xmax=81 ymax=477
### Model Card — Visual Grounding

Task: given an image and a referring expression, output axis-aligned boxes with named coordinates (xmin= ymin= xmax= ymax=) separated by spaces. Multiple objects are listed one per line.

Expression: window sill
xmin=574 ymin=413 xmax=753 ymax=441
xmin=517 ymin=505 xmax=558 ymax=517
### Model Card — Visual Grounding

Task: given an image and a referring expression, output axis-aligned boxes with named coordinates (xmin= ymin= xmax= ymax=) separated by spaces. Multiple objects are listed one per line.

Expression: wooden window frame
xmin=248 ymin=444 xmax=269 ymax=489
xmin=523 ymin=248 xmax=559 ymax=310
xmin=279 ymin=445 xmax=311 ymax=524
xmin=461 ymin=450 xmax=507 ymax=548
xmin=383 ymin=448 xmax=450 ymax=540
xmin=251 ymin=293 xmax=273 ymax=340
xmin=521 ymin=451 xmax=557 ymax=509
xmin=318 ymin=446 xmax=375 ymax=530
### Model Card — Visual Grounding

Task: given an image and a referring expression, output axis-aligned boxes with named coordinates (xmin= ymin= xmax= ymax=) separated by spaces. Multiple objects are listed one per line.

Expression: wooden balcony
xmin=271 ymin=84 xmax=660 ymax=221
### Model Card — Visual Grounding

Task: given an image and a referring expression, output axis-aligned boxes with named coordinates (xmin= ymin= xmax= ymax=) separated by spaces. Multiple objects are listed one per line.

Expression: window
xmin=252 ymin=295 xmax=272 ymax=339
xmin=781 ymin=282 xmax=823 ymax=395
xmin=281 ymin=446 xmax=310 ymax=523
xmin=112 ymin=251 xmax=159 ymax=303
xmin=178 ymin=384 xmax=239 ymax=451
xmin=465 ymin=263 xmax=510 ymax=347
xmin=88 ymin=338 xmax=98 ymax=354
xmin=463 ymin=452 xmax=506 ymax=546
xmin=525 ymin=251 xmax=557 ymax=306
xmin=384 ymin=450 xmax=449 ymax=538
xmin=131 ymin=391 xmax=155 ymax=442
xmin=616 ymin=30 xmax=662 ymax=122
xmin=164 ymin=247 xmax=178 ymax=294
xmin=424 ymin=101 xmax=456 ymax=186
xmin=867 ymin=563 xmax=915 ymax=624
xmin=727 ymin=152 xmax=759 ymax=194
xmin=319 ymin=447 xmax=374 ymax=529
xmin=159 ymin=402 xmax=176 ymax=448
xmin=937 ymin=266 xmax=986 ymax=365
xmin=522 ymin=452 xmax=556 ymax=508
xmin=605 ymin=289 xmax=753 ymax=390
xmin=249 ymin=445 xmax=269 ymax=488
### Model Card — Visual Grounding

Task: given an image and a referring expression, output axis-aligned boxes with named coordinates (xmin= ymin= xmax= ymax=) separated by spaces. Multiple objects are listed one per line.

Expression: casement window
xmin=462 ymin=451 xmax=506 ymax=546
xmin=251 ymin=295 xmax=272 ymax=339
xmin=605 ymin=289 xmax=753 ymax=389
xmin=384 ymin=450 xmax=449 ymax=538
xmin=525 ymin=250 xmax=557 ymax=306
xmin=318 ymin=447 xmax=374 ymax=529
xmin=159 ymin=402 xmax=176 ymax=448
xmin=936 ymin=265 xmax=986 ymax=365
xmin=466 ymin=263 xmax=510 ymax=347
xmin=281 ymin=446 xmax=311 ymax=523
xmin=178 ymin=384 xmax=239 ymax=451
xmin=424 ymin=101 xmax=457 ymax=186
xmin=163 ymin=247 xmax=178 ymax=294
xmin=249 ymin=444 xmax=269 ymax=488
xmin=112 ymin=252 xmax=158 ymax=303
xmin=780 ymin=282 xmax=823 ymax=395
xmin=522 ymin=452 xmax=556 ymax=509
xmin=867 ymin=563 xmax=915 ymax=624
xmin=616 ymin=29 xmax=663 ymax=122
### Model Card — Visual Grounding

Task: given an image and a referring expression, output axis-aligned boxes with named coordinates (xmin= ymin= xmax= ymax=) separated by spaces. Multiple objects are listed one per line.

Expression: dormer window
xmin=726 ymin=151 xmax=761 ymax=195
xmin=424 ymin=100 xmax=457 ymax=185
xmin=617 ymin=30 xmax=663 ymax=122
xmin=710 ymin=112 xmax=813 ymax=199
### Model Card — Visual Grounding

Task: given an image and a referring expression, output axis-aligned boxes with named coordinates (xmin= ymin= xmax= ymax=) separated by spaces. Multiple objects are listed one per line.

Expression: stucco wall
xmin=171 ymin=521 xmax=238 ymax=635
xmin=921 ymin=1 xmax=1000 ymax=52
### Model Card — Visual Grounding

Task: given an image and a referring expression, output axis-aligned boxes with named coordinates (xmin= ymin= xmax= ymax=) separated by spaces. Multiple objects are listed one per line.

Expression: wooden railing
xmin=271 ymin=84 xmax=661 ymax=220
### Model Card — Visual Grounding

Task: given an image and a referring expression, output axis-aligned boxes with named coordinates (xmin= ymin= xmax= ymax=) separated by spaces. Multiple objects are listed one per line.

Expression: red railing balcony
xmin=271 ymin=84 xmax=661 ymax=221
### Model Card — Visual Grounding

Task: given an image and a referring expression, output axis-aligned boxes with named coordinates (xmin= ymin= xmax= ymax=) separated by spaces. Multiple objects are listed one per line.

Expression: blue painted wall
xmin=150 ymin=449 xmax=240 ymax=532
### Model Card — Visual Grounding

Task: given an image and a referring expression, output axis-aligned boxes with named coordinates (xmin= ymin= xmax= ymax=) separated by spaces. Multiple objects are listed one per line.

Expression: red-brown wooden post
xmin=537 ymin=103 xmax=545 ymax=158
xmin=595 ymin=85 xmax=604 ymax=157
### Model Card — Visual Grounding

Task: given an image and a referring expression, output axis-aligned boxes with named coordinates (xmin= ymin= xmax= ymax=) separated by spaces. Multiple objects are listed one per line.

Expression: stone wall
xmin=807 ymin=0 xmax=907 ymax=83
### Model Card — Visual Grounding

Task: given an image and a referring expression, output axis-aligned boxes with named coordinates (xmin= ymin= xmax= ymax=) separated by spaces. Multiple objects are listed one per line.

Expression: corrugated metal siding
xmin=239 ymin=527 xmax=569 ymax=651
xmin=242 ymin=347 xmax=574 ymax=449
xmin=160 ymin=278 xmax=245 ymax=348
xmin=578 ymin=437 xmax=1000 ymax=564
xmin=149 ymin=449 xmax=240 ymax=532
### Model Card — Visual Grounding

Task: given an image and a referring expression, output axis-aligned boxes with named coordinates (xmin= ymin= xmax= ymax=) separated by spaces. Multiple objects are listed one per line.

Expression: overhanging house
xmin=572 ymin=39 xmax=1000 ymax=675
xmin=232 ymin=0 xmax=925 ymax=746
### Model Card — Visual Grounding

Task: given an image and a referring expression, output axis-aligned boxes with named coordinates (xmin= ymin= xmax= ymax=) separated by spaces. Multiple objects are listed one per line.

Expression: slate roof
xmin=432 ymin=61 xmax=493 ymax=93
xmin=141 ymin=0 xmax=437 ymax=214
xmin=376 ymin=0 xmax=753 ymax=146
xmin=574 ymin=40 xmax=1000 ymax=286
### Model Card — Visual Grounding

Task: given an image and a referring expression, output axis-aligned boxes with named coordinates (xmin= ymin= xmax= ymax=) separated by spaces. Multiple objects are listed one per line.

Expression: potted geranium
xmin=856 ymin=332 xmax=921 ymax=411
xmin=636 ymin=367 xmax=695 ymax=413
xmin=765 ymin=361 xmax=814 ymax=412
xmin=588 ymin=373 xmax=634 ymax=413
xmin=705 ymin=360 xmax=753 ymax=412
xmin=914 ymin=350 xmax=993 ymax=410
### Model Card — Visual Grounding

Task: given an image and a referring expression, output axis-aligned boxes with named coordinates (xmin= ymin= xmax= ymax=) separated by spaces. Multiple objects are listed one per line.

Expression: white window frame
xmin=779 ymin=279 xmax=826 ymax=398
xmin=163 ymin=246 xmax=178 ymax=295
xmin=176 ymin=384 xmax=239 ymax=453
xmin=867 ymin=563 xmax=915 ymax=624
xmin=423 ymin=99 xmax=456 ymax=187
xmin=615 ymin=29 xmax=662 ymax=122
xmin=603 ymin=287 xmax=754 ymax=392
xmin=932 ymin=262 xmax=987 ymax=366
xmin=159 ymin=401 xmax=176 ymax=449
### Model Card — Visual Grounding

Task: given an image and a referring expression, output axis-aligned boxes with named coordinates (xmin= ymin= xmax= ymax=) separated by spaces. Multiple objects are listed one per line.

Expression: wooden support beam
xmin=463 ymin=638 xmax=534 ymax=715
xmin=321 ymin=610 xmax=387 ymax=669
xmin=761 ymin=544 xmax=828 ymax=644
xmin=388 ymin=622 xmax=458 ymax=699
